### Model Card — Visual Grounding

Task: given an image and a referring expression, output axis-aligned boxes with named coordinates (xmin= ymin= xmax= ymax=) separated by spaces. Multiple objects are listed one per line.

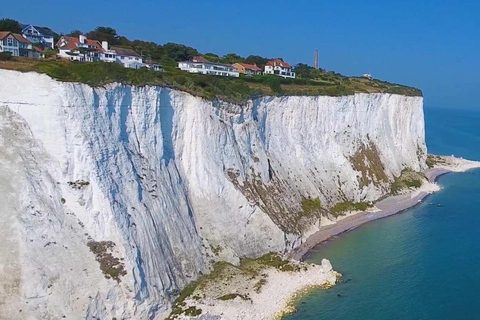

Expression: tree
xmin=223 ymin=53 xmax=244 ymax=64
xmin=44 ymin=48 xmax=57 ymax=59
xmin=244 ymin=55 xmax=269 ymax=68
xmin=66 ymin=30 xmax=82 ymax=37
xmin=0 ymin=51 xmax=13 ymax=61
xmin=86 ymin=26 xmax=119 ymax=45
xmin=293 ymin=63 xmax=313 ymax=79
xmin=162 ymin=43 xmax=198 ymax=61
xmin=293 ymin=63 xmax=326 ymax=80
xmin=129 ymin=40 xmax=165 ymax=62
xmin=0 ymin=18 xmax=21 ymax=33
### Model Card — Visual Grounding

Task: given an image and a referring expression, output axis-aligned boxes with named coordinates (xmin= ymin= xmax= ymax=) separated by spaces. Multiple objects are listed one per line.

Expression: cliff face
xmin=0 ymin=70 xmax=425 ymax=319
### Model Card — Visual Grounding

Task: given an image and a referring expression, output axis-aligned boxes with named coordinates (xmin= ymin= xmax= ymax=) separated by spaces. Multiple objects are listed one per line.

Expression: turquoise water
xmin=285 ymin=107 xmax=480 ymax=320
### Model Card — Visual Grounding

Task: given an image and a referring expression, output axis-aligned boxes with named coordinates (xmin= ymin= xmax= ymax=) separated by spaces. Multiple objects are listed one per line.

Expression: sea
xmin=284 ymin=107 xmax=480 ymax=320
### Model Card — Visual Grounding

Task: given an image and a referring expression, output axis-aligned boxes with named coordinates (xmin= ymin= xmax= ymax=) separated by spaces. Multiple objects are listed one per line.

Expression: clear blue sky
xmin=3 ymin=0 xmax=480 ymax=109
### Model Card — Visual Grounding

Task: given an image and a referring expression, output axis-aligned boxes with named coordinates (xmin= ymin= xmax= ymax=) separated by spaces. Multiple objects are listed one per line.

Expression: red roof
xmin=266 ymin=59 xmax=291 ymax=68
xmin=235 ymin=63 xmax=262 ymax=71
xmin=0 ymin=31 xmax=31 ymax=44
xmin=191 ymin=56 xmax=209 ymax=62
xmin=57 ymin=36 xmax=104 ymax=52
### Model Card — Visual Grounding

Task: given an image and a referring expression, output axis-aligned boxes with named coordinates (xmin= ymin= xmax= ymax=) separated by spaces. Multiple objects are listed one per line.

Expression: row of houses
xmin=1 ymin=23 xmax=294 ymax=78
xmin=0 ymin=23 xmax=162 ymax=71
xmin=0 ymin=24 xmax=57 ymax=58
xmin=0 ymin=31 xmax=46 ymax=58
xmin=178 ymin=57 xmax=296 ymax=79
xmin=56 ymin=35 xmax=161 ymax=71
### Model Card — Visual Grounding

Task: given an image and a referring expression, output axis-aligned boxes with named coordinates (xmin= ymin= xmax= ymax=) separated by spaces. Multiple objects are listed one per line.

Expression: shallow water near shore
xmin=284 ymin=107 xmax=480 ymax=320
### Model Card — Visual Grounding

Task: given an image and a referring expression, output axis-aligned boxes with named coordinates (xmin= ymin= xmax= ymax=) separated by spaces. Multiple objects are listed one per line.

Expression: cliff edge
xmin=0 ymin=69 xmax=425 ymax=319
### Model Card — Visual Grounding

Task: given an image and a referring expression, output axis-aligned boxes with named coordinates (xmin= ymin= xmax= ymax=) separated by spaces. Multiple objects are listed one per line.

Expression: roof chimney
xmin=78 ymin=34 xmax=86 ymax=44
xmin=102 ymin=41 xmax=109 ymax=51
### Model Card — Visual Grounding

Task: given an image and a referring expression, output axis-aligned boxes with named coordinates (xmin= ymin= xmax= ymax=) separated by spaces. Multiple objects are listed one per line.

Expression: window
xmin=7 ymin=38 xmax=14 ymax=46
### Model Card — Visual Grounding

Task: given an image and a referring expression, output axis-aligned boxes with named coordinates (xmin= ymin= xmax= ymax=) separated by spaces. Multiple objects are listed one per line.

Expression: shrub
xmin=390 ymin=168 xmax=425 ymax=194
xmin=330 ymin=201 xmax=372 ymax=216
xmin=0 ymin=52 xmax=13 ymax=61
xmin=301 ymin=197 xmax=322 ymax=214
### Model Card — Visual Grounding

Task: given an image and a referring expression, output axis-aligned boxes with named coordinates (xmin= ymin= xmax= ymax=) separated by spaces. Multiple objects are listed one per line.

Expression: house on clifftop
xmin=232 ymin=63 xmax=262 ymax=76
xmin=264 ymin=59 xmax=296 ymax=79
xmin=56 ymin=35 xmax=161 ymax=71
xmin=57 ymin=35 xmax=103 ymax=62
xmin=0 ymin=32 xmax=35 ymax=58
xmin=178 ymin=56 xmax=239 ymax=77
xmin=110 ymin=46 xmax=144 ymax=69
xmin=21 ymin=24 xmax=55 ymax=49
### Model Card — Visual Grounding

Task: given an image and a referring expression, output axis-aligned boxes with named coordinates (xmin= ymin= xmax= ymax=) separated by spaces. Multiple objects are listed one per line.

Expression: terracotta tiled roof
xmin=235 ymin=63 xmax=262 ymax=71
xmin=192 ymin=56 xmax=208 ymax=62
xmin=57 ymin=36 xmax=104 ymax=52
xmin=266 ymin=59 xmax=291 ymax=68
xmin=0 ymin=32 xmax=31 ymax=44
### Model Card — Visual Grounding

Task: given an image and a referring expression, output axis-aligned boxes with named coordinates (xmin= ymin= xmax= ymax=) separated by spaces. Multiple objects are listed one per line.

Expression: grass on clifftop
xmin=0 ymin=58 xmax=422 ymax=103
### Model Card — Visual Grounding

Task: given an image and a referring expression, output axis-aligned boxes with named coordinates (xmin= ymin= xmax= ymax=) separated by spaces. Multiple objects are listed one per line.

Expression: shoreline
xmin=175 ymin=258 xmax=339 ymax=320
xmin=291 ymin=157 xmax=480 ymax=261
xmin=171 ymin=156 xmax=480 ymax=320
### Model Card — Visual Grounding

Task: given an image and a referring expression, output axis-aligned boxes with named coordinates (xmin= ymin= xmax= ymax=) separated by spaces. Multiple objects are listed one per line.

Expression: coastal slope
xmin=0 ymin=69 xmax=425 ymax=319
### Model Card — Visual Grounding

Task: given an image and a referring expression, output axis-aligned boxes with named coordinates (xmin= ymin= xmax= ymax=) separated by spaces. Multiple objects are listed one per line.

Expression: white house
xmin=110 ymin=46 xmax=144 ymax=69
xmin=57 ymin=35 xmax=104 ymax=62
xmin=56 ymin=35 xmax=162 ymax=71
xmin=178 ymin=56 xmax=239 ymax=77
xmin=147 ymin=63 xmax=163 ymax=72
xmin=264 ymin=59 xmax=296 ymax=79
xmin=0 ymin=31 xmax=35 ymax=57
xmin=21 ymin=24 xmax=55 ymax=49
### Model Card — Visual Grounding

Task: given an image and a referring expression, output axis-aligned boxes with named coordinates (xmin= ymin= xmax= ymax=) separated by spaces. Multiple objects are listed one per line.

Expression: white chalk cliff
xmin=0 ymin=69 xmax=426 ymax=319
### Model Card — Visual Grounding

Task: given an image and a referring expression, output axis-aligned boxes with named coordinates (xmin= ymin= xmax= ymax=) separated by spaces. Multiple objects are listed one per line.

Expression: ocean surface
xmin=284 ymin=107 xmax=480 ymax=320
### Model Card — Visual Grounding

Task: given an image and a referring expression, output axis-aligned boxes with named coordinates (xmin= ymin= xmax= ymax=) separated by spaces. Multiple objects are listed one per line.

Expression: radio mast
xmin=314 ymin=49 xmax=319 ymax=69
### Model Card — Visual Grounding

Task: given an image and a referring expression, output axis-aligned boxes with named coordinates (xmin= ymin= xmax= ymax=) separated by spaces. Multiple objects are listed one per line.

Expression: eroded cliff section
xmin=0 ymin=70 xmax=425 ymax=319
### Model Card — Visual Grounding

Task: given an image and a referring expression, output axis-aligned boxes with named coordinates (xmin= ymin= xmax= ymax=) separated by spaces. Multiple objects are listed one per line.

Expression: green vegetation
xmin=0 ymin=52 xmax=12 ymax=61
xmin=253 ymin=278 xmax=267 ymax=293
xmin=0 ymin=18 xmax=22 ymax=33
xmin=0 ymin=58 xmax=419 ymax=103
xmin=301 ymin=197 xmax=322 ymax=215
xmin=167 ymin=262 xmax=231 ymax=319
xmin=87 ymin=241 xmax=126 ymax=282
xmin=0 ymin=19 xmax=422 ymax=101
xmin=183 ymin=307 xmax=202 ymax=317
xmin=390 ymin=168 xmax=425 ymax=195
xmin=330 ymin=201 xmax=372 ymax=217
xmin=253 ymin=252 xmax=300 ymax=272
xmin=350 ymin=142 xmax=389 ymax=188
xmin=167 ymin=253 xmax=300 ymax=319
xmin=426 ymin=154 xmax=447 ymax=168
xmin=218 ymin=293 xmax=250 ymax=301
